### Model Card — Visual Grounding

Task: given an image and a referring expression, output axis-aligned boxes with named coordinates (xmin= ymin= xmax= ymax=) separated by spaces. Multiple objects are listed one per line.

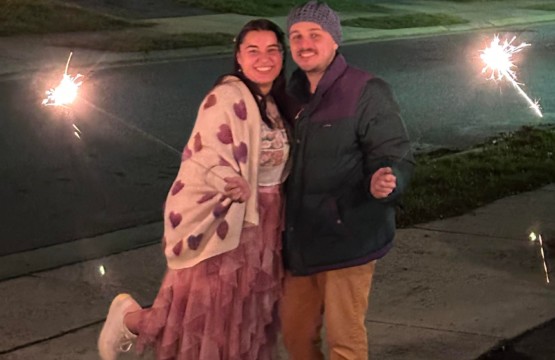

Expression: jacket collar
xmin=289 ymin=52 xmax=348 ymax=104
xmin=315 ymin=53 xmax=348 ymax=96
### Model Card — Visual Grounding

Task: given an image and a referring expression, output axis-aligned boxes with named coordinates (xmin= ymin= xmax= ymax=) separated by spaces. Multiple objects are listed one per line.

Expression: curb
xmin=2 ymin=14 xmax=555 ymax=80
xmin=0 ymin=44 xmax=234 ymax=82
xmin=0 ymin=221 xmax=163 ymax=281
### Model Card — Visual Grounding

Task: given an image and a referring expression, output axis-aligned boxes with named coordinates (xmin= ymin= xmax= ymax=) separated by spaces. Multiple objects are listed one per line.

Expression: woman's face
xmin=236 ymin=30 xmax=283 ymax=95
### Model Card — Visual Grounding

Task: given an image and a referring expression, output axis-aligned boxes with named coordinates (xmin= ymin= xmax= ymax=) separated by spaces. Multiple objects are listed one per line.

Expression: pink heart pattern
xmin=182 ymin=146 xmax=192 ymax=161
xmin=172 ymin=240 xmax=183 ymax=256
xmin=217 ymin=221 xmax=229 ymax=240
xmin=217 ymin=124 xmax=233 ymax=144
xmin=233 ymin=100 xmax=247 ymax=120
xmin=188 ymin=233 xmax=203 ymax=250
xmin=193 ymin=132 xmax=202 ymax=152
xmin=203 ymin=93 xmax=217 ymax=109
xmin=233 ymin=142 xmax=248 ymax=163
xmin=197 ymin=191 xmax=218 ymax=204
xmin=213 ymin=202 xmax=230 ymax=218
xmin=219 ymin=156 xmax=231 ymax=167
xmin=171 ymin=180 xmax=184 ymax=195
xmin=169 ymin=211 xmax=182 ymax=229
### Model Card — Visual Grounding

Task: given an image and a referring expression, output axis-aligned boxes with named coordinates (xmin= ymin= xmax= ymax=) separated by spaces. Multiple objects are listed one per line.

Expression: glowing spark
xmin=529 ymin=232 xmax=550 ymax=284
xmin=529 ymin=232 xmax=537 ymax=242
xmin=480 ymin=35 xmax=542 ymax=117
xmin=42 ymin=52 xmax=83 ymax=107
xmin=99 ymin=265 xmax=106 ymax=276
xmin=73 ymin=124 xmax=82 ymax=139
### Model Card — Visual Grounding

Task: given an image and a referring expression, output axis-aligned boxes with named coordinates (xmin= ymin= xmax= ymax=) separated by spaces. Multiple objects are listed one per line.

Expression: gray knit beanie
xmin=287 ymin=0 xmax=342 ymax=44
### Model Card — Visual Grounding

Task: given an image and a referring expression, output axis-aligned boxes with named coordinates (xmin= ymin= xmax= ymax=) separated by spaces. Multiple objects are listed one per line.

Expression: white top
xmin=258 ymin=97 xmax=290 ymax=186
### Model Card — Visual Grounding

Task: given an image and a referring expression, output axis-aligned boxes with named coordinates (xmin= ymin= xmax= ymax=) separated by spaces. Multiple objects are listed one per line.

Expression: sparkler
xmin=42 ymin=52 xmax=84 ymax=139
xmin=529 ymin=232 xmax=550 ymax=284
xmin=42 ymin=52 xmax=83 ymax=107
xmin=480 ymin=35 xmax=542 ymax=117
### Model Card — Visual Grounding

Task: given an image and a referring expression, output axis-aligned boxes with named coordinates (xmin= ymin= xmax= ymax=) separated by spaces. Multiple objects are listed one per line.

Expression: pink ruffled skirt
xmin=135 ymin=185 xmax=283 ymax=360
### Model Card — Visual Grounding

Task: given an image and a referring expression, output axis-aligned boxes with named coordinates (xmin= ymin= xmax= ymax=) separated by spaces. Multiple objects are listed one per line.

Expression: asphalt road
xmin=1 ymin=23 xmax=554 ymax=257
xmin=342 ymin=25 xmax=555 ymax=151
xmin=0 ymin=76 xmax=179 ymax=255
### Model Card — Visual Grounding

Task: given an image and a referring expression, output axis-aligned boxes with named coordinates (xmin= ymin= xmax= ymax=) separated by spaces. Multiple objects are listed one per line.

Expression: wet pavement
xmin=0 ymin=1 xmax=554 ymax=359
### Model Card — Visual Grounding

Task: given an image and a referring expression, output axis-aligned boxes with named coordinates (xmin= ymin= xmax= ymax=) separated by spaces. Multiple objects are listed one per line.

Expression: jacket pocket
xmin=303 ymin=195 xmax=346 ymax=237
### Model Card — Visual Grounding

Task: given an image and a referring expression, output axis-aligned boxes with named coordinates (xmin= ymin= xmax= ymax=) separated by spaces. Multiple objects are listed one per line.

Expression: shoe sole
xmin=98 ymin=293 xmax=140 ymax=360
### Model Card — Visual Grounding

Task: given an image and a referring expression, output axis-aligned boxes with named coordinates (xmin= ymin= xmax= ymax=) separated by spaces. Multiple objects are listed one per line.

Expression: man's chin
xmin=296 ymin=63 xmax=316 ymax=72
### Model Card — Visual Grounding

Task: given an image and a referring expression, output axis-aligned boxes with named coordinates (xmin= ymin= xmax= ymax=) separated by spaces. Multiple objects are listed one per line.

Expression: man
xmin=281 ymin=1 xmax=415 ymax=359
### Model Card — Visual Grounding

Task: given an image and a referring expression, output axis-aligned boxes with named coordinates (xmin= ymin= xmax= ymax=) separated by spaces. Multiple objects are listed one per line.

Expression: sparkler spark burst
xmin=42 ymin=52 xmax=83 ymax=107
xmin=42 ymin=73 xmax=83 ymax=106
xmin=529 ymin=232 xmax=550 ymax=284
xmin=480 ymin=35 xmax=542 ymax=117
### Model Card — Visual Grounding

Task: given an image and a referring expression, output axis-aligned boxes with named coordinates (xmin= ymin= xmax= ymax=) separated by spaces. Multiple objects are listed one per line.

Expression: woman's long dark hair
xmin=216 ymin=19 xmax=290 ymax=129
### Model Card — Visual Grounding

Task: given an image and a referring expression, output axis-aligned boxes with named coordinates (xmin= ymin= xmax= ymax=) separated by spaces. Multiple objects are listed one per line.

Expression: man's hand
xmin=224 ymin=176 xmax=251 ymax=203
xmin=370 ymin=167 xmax=396 ymax=199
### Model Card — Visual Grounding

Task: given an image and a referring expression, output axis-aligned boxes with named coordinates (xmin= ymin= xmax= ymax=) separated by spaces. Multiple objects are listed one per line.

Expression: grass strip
xmin=48 ymin=31 xmax=235 ymax=52
xmin=178 ymin=0 xmax=389 ymax=16
xmin=398 ymin=126 xmax=555 ymax=227
xmin=522 ymin=3 xmax=555 ymax=11
xmin=342 ymin=13 xmax=468 ymax=29
xmin=0 ymin=0 xmax=142 ymax=36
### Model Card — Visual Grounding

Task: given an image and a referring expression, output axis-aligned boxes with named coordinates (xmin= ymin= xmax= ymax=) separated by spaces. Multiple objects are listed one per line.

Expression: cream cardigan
xmin=163 ymin=76 xmax=262 ymax=269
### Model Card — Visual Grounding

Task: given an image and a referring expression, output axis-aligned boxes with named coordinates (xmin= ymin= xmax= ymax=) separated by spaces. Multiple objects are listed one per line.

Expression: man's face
xmin=288 ymin=21 xmax=338 ymax=74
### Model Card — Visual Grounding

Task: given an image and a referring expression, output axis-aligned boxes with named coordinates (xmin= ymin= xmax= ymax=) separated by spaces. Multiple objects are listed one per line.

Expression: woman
xmin=98 ymin=19 xmax=291 ymax=360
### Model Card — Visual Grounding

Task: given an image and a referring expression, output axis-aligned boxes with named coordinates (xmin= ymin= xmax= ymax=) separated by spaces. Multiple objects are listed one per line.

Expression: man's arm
xmin=356 ymin=77 xmax=415 ymax=201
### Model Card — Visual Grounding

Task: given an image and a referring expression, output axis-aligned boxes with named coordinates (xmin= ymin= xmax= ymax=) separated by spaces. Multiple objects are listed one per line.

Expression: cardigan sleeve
xmin=182 ymin=83 xmax=250 ymax=194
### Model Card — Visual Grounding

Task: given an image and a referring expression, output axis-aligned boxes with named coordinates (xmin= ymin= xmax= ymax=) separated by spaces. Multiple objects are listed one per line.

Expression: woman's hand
xmin=224 ymin=176 xmax=251 ymax=203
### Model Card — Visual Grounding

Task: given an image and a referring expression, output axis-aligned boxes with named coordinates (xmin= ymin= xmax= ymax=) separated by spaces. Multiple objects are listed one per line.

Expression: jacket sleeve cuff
xmin=365 ymin=160 xmax=414 ymax=202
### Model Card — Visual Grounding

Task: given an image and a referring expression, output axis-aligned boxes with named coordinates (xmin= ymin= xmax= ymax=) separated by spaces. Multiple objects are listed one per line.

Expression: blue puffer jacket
xmin=283 ymin=53 xmax=415 ymax=276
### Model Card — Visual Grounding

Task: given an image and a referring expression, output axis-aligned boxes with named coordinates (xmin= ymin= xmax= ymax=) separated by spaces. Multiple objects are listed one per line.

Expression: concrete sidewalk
xmin=1 ymin=0 xmax=555 ymax=359
xmin=1 ymin=185 xmax=553 ymax=359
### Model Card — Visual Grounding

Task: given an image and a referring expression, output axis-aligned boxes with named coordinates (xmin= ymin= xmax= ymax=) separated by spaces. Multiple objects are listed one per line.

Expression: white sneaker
xmin=98 ymin=293 xmax=141 ymax=360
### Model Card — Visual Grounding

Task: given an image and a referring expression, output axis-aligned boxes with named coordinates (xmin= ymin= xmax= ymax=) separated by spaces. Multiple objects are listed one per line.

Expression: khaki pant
xmin=280 ymin=261 xmax=376 ymax=360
